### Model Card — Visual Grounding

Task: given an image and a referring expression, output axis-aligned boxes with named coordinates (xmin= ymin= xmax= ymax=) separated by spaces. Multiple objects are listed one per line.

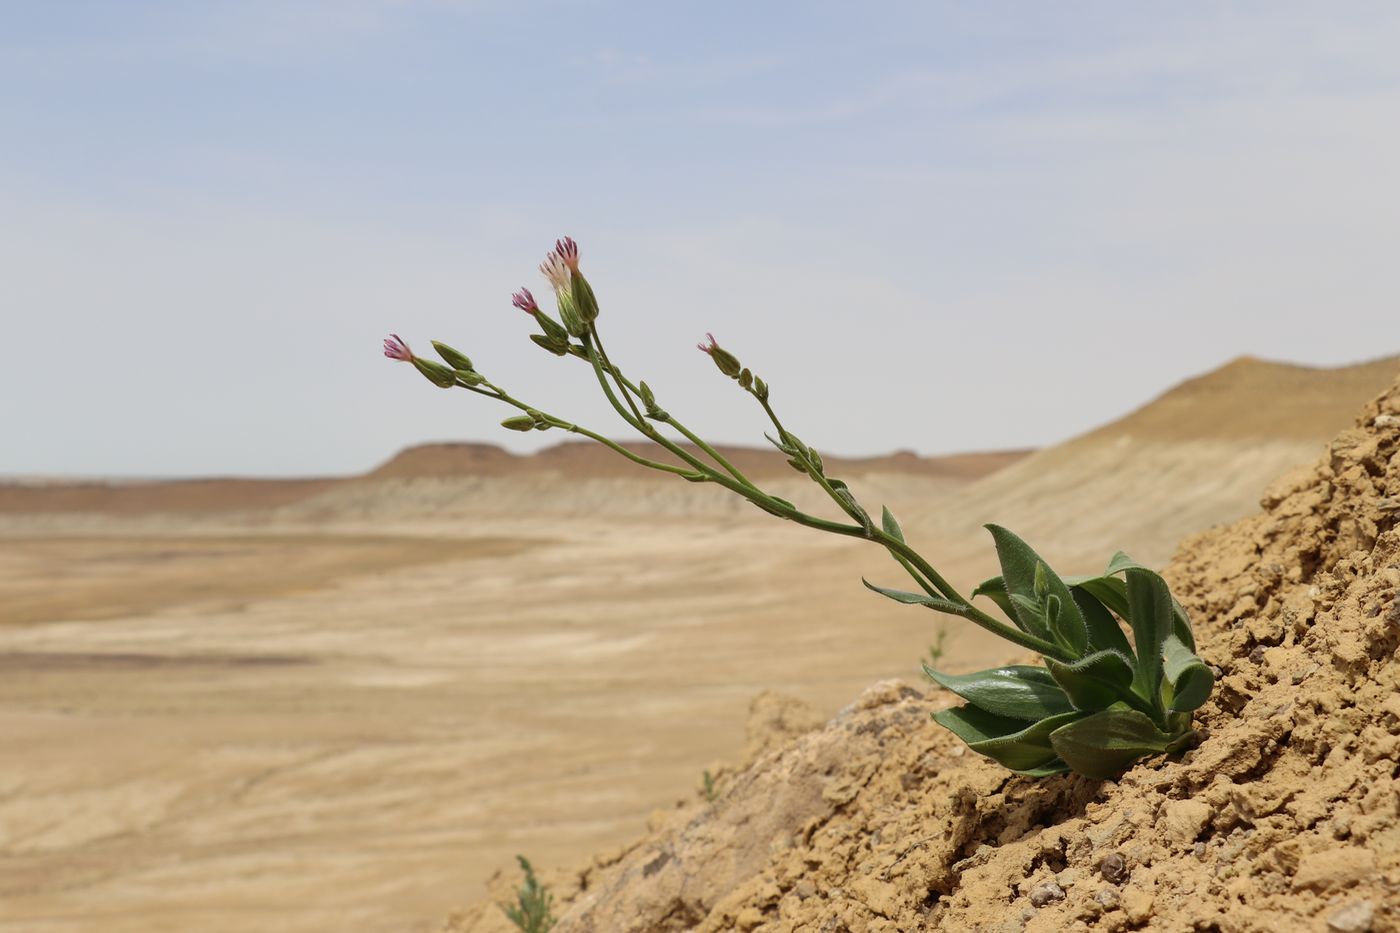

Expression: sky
xmin=3 ymin=1 xmax=1399 ymax=477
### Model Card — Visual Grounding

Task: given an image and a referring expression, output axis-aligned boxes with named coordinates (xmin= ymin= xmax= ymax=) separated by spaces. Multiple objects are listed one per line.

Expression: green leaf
xmin=971 ymin=576 xmax=1017 ymax=620
xmin=1070 ymin=586 xmax=1134 ymax=657
xmin=922 ymin=664 xmax=1074 ymax=721
xmin=1093 ymin=553 xmax=1197 ymax=652
xmin=881 ymin=506 xmax=905 ymax=543
xmin=1104 ymin=551 xmax=1145 ymax=576
xmin=1048 ymin=708 xmax=1179 ymax=779
xmin=986 ymin=525 xmax=1088 ymax=653
xmin=933 ymin=706 xmax=1082 ymax=772
xmin=1125 ymin=568 xmax=1174 ymax=700
xmin=1015 ymin=759 xmax=1071 ymax=776
xmin=862 ymin=579 xmax=965 ymax=616
xmin=1065 ymin=574 xmax=1130 ymax=619
xmin=1045 ymin=649 xmax=1136 ymax=711
xmin=1162 ymin=634 xmax=1214 ymax=712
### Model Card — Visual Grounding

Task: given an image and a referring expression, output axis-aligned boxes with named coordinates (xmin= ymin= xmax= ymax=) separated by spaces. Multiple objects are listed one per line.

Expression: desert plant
xmin=925 ymin=622 xmax=951 ymax=669
xmin=702 ymin=769 xmax=718 ymax=803
xmin=383 ymin=237 xmax=1214 ymax=779
xmin=501 ymin=855 xmax=555 ymax=933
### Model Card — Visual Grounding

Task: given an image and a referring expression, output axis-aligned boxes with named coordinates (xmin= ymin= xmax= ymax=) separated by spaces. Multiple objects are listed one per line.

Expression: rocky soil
xmin=447 ymin=378 xmax=1400 ymax=932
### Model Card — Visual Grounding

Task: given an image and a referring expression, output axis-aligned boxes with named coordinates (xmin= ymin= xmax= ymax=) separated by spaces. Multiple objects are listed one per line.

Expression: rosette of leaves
xmin=868 ymin=525 xmax=1212 ymax=779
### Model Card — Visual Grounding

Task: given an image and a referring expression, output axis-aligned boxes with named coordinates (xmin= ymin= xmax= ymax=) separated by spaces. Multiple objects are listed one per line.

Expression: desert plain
xmin=1 ymin=355 xmax=1396 ymax=933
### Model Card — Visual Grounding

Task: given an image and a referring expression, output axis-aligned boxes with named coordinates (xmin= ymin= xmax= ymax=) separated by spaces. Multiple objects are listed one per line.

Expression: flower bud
xmin=530 ymin=334 xmax=570 ymax=356
xmin=697 ymin=333 xmax=742 ymax=379
xmin=458 ymin=370 xmax=486 ymax=386
xmin=412 ymin=357 xmax=458 ymax=388
xmin=431 ymin=340 xmax=474 ymax=373
xmin=570 ymin=270 xmax=599 ymax=324
xmin=533 ymin=309 xmax=570 ymax=343
xmin=500 ymin=415 xmax=536 ymax=432
xmin=753 ymin=376 xmax=769 ymax=401
xmin=738 ymin=368 xmax=753 ymax=390
xmin=382 ymin=333 xmax=414 ymax=362
xmin=559 ymin=299 xmax=588 ymax=338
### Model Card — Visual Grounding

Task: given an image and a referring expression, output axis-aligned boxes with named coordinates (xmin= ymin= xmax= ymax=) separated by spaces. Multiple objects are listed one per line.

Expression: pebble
xmin=1029 ymin=882 xmax=1066 ymax=907
xmin=1100 ymin=852 xmax=1129 ymax=884
xmin=1327 ymin=900 xmax=1374 ymax=933
xmin=794 ymin=880 xmax=817 ymax=900
xmin=1094 ymin=888 xmax=1121 ymax=910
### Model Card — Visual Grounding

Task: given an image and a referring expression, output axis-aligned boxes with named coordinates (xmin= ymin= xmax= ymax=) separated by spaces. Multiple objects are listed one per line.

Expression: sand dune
xmin=0 ymin=354 xmax=1394 ymax=933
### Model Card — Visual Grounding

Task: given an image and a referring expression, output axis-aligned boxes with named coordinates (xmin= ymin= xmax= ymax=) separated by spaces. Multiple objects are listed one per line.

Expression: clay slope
xmin=910 ymin=354 xmax=1400 ymax=573
xmin=446 ymin=377 xmax=1400 ymax=932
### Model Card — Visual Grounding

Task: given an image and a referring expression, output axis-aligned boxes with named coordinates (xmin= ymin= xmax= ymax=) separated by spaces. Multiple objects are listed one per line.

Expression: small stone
xmin=1193 ymin=842 xmax=1207 ymax=859
xmin=794 ymin=880 xmax=817 ymax=900
xmin=1029 ymin=882 xmax=1066 ymax=907
xmin=1327 ymin=900 xmax=1374 ymax=933
xmin=1121 ymin=887 xmax=1153 ymax=924
xmin=1100 ymin=852 xmax=1129 ymax=884
xmin=1094 ymin=888 xmax=1121 ymax=910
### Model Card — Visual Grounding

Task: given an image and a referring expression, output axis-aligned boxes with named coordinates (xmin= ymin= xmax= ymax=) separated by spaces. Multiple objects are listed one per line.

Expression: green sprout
xmin=501 ymin=855 xmax=555 ymax=933
xmin=702 ymin=769 xmax=718 ymax=803
xmin=384 ymin=236 xmax=1214 ymax=779
xmin=926 ymin=622 xmax=951 ymax=669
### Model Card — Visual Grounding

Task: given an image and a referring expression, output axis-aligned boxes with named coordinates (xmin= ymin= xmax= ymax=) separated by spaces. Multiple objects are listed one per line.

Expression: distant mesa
xmin=366 ymin=440 xmax=1030 ymax=483
xmin=2 ymin=353 xmax=1395 ymax=517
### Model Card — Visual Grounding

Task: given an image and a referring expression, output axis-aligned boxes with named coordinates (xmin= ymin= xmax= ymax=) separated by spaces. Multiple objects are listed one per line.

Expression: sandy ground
xmin=0 ymin=511 xmax=1012 ymax=933
xmin=2 ymin=354 xmax=1394 ymax=933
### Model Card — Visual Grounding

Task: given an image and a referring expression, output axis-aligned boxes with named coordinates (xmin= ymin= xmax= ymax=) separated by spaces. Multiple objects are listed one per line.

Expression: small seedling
xmin=926 ymin=623 xmax=950 ymax=669
xmin=385 ymin=237 xmax=1214 ymax=779
xmin=501 ymin=855 xmax=555 ymax=933
xmin=702 ymin=769 xmax=717 ymax=803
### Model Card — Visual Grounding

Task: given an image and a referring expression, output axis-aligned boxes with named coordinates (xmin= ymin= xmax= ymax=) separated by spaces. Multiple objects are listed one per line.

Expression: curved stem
xmin=586 ymin=329 xmax=758 ymax=489
xmin=586 ymin=323 xmax=647 ymax=425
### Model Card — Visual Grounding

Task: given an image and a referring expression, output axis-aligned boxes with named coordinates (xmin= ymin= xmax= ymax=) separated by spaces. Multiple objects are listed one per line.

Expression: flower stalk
xmin=383 ymin=237 xmax=1214 ymax=779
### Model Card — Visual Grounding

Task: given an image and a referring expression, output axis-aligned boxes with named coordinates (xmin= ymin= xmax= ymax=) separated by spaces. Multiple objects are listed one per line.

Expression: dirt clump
xmin=444 ymin=374 xmax=1400 ymax=932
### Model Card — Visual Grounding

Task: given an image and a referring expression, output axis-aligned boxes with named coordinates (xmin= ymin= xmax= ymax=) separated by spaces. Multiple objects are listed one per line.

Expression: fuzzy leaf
xmin=1048 ymin=708 xmax=1178 ymax=779
xmin=933 ymin=706 xmax=1082 ymax=772
xmin=986 ymin=525 xmax=1088 ymax=653
xmin=1162 ymin=634 xmax=1214 ymax=712
xmin=1045 ymin=649 xmax=1136 ymax=711
xmin=971 ymin=575 xmax=1018 ymax=622
xmin=1065 ymin=574 xmax=1130 ymax=619
xmin=922 ymin=664 xmax=1074 ymax=721
xmin=881 ymin=506 xmax=905 ymax=543
xmin=862 ymin=579 xmax=965 ymax=616
xmin=1070 ymin=586 xmax=1134 ymax=657
xmin=1125 ymin=568 xmax=1174 ymax=700
xmin=1083 ymin=553 xmax=1197 ymax=651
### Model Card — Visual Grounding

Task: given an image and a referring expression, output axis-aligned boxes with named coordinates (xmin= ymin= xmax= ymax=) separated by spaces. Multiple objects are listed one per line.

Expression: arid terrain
xmin=1 ymin=355 xmax=1396 ymax=933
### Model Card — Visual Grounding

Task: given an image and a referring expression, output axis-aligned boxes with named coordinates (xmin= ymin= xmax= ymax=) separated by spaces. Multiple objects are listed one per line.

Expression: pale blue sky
xmin=4 ymin=2 xmax=1399 ymax=476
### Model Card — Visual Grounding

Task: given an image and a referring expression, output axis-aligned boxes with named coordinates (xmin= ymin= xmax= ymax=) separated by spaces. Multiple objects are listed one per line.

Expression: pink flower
xmin=512 ymin=287 xmax=539 ymax=314
xmin=383 ymin=334 xmax=414 ymax=362
xmin=697 ymin=332 xmax=719 ymax=354
xmin=554 ymin=236 xmax=580 ymax=271
xmin=539 ymin=251 xmax=571 ymax=294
